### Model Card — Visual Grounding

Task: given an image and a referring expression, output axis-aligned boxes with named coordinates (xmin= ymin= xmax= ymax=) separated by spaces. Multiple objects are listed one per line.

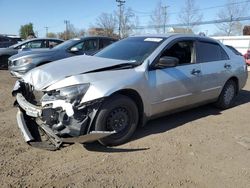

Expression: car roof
xmin=129 ymin=33 xmax=219 ymax=44
xmin=25 ymin=38 xmax=64 ymax=42
xmin=77 ymin=36 xmax=117 ymax=40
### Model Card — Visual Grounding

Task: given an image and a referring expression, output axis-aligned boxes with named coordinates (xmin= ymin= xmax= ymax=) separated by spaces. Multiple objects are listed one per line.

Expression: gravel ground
xmin=0 ymin=70 xmax=250 ymax=188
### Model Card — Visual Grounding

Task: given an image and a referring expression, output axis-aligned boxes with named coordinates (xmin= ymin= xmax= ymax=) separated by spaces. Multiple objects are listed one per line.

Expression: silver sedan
xmin=12 ymin=34 xmax=248 ymax=150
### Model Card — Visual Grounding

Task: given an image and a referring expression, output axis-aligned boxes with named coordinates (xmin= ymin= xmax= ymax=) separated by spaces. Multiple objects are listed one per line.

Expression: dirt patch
xmin=0 ymin=70 xmax=250 ymax=187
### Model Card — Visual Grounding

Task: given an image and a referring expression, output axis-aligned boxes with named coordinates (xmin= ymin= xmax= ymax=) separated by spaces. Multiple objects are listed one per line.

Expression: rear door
xmin=148 ymin=39 xmax=202 ymax=115
xmin=196 ymin=40 xmax=231 ymax=101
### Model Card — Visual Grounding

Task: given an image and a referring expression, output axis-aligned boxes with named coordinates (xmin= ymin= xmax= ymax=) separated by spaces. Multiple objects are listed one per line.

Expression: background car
xmin=8 ymin=36 xmax=117 ymax=77
xmin=243 ymin=50 xmax=250 ymax=66
xmin=0 ymin=34 xmax=22 ymax=48
xmin=0 ymin=38 xmax=64 ymax=69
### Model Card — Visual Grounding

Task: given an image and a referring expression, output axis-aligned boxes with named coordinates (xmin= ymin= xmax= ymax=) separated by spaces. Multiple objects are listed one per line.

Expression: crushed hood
xmin=22 ymin=55 xmax=130 ymax=90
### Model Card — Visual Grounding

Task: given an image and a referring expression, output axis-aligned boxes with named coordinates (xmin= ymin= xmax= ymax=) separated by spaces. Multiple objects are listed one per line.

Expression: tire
xmin=95 ymin=94 xmax=139 ymax=146
xmin=215 ymin=79 xmax=237 ymax=109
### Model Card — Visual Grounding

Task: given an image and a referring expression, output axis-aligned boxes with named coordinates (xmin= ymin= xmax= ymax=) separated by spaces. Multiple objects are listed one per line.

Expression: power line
xmin=133 ymin=16 xmax=250 ymax=30
xmin=131 ymin=0 xmax=250 ymax=17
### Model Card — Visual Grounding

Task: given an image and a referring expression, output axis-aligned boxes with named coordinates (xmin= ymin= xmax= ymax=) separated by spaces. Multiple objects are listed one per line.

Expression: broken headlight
xmin=57 ymin=83 xmax=90 ymax=101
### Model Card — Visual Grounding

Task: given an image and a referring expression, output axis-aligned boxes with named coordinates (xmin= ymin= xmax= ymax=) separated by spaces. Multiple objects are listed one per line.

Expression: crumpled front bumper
xmin=15 ymin=93 xmax=115 ymax=150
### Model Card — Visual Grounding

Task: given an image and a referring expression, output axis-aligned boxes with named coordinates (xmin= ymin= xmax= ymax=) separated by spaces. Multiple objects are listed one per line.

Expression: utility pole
xmin=162 ymin=6 xmax=169 ymax=34
xmin=116 ymin=0 xmax=125 ymax=39
xmin=64 ymin=20 xmax=70 ymax=40
xmin=45 ymin=26 xmax=48 ymax=37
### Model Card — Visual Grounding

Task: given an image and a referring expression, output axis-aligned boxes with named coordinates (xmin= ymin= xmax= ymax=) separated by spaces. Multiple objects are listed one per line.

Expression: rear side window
xmin=197 ymin=41 xmax=229 ymax=63
xmin=48 ymin=40 xmax=62 ymax=48
xmin=101 ymin=39 xmax=116 ymax=48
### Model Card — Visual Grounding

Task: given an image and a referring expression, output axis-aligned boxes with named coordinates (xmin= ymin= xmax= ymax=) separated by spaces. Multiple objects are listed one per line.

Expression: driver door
xmin=148 ymin=39 xmax=202 ymax=116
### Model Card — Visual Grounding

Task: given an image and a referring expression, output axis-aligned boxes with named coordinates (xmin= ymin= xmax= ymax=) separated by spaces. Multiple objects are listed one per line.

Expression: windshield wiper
xmin=83 ymin=61 xmax=140 ymax=74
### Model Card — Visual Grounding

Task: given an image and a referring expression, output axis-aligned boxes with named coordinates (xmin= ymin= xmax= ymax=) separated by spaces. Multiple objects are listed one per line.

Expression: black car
xmin=0 ymin=38 xmax=64 ymax=69
xmin=0 ymin=35 xmax=22 ymax=48
xmin=8 ymin=36 xmax=117 ymax=77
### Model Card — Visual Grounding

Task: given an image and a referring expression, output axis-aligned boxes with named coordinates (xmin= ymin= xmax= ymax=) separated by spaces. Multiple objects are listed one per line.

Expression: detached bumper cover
xmin=15 ymin=93 xmax=115 ymax=149
xmin=16 ymin=108 xmax=34 ymax=142
xmin=16 ymin=93 xmax=41 ymax=117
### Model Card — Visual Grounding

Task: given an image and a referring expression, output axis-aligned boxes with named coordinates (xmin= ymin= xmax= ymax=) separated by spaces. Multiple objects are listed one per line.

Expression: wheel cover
xmin=224 ymin=84 xmax=235 ymax=105
xmin=106 ymin=107 xmax=130 ymax=132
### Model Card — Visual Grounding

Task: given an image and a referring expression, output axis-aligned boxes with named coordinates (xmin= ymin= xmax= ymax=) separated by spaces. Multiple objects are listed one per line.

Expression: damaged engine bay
xmin=13 ymin=80 xmax=115 ymax=150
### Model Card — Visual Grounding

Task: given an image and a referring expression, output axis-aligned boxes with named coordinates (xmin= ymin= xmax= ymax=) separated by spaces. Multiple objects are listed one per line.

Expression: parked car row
xmin=0 ymin=38 xmax=64 ymax=69
xmin=11 ymin=34 xmax=248 ymax=150
xmin=8 ymin=36 xmax=117 ymax=77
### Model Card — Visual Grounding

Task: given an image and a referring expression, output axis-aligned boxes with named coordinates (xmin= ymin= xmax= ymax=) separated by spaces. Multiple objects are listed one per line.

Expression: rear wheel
xmin=215 ymin=79 xmax=237 ymax=109
xmin=95 ymin=94 xmax=139 ymax=146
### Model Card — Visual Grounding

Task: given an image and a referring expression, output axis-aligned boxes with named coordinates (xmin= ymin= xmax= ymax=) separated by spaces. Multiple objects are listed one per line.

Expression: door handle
xmin=224 ymin=63 xmax=231 ymax=69
xmin=191 ymin=69 xmax=201 ymax=75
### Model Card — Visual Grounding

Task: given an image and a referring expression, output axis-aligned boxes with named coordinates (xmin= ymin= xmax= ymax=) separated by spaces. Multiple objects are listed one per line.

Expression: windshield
xmin=95 ymin=37 xmax=165 ymax=63
xmin=53 ymin=39 xmax=80 ymax=50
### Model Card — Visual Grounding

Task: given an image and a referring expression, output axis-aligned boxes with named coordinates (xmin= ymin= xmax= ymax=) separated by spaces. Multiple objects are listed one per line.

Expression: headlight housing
xmin=14 ymin=57 xmax=32 ymax=66
xmin=56 ymin=83 xmax=90 ymax=101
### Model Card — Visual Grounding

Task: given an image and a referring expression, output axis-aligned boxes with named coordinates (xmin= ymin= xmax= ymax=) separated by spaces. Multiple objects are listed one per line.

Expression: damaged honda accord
xmin=12 ymin=34 xmax=248 ymax=150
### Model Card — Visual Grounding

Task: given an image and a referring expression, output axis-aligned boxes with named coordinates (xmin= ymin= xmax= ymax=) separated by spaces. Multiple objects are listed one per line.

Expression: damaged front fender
xmin=14 ymin=89 xmax=115 ymax=150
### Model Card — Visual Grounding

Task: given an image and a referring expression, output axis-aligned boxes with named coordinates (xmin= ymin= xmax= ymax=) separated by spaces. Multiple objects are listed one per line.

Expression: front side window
xmin=25 ymin=40 xmax=46 ymax=48
xmin=197 ymin=41 xmax=229 ymax=63
xmin=48 ymin=40 xmax=62 ymax=48
xmin=160 ymin=40 xmax=195 ymax=65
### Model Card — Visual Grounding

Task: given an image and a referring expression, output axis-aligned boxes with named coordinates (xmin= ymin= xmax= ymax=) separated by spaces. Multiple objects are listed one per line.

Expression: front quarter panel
xmin=46 ymin=68 xmax=150 ymax=114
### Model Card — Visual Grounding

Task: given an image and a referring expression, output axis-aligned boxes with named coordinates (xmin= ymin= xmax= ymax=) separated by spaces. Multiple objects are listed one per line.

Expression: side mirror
xmin=21 ymin=45 xmax=26 ymax=49
xmin=155 ymin=56 xmax=179 ymax=69
xmin=70 ymin=47 xmax=79 ymax=53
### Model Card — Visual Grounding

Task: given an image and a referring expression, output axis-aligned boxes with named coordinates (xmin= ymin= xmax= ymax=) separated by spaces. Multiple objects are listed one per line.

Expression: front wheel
xmin=94 ymin=94 xmax=139 ymax=146
xmin=215 ymin=80 xmax=237 ymax=109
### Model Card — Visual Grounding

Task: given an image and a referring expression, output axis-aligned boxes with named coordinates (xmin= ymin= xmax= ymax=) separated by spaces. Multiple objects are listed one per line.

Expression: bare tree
xmin=96 ymin=12 xmax=117 ymax=37
xmin=150 ymin=1 xmax=169 ymax=34
xmin=178 ymin=0 xmax=202 ymax=32
xmin=132 ymin=15 xmax=141 ymax=35
xmin=58 ymin=24 xmax=85 ymax=40
xmin=216 ymin=0 xmax=248 ymax=36
xmin=119 ymin=7 xmax=136 ymax=38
